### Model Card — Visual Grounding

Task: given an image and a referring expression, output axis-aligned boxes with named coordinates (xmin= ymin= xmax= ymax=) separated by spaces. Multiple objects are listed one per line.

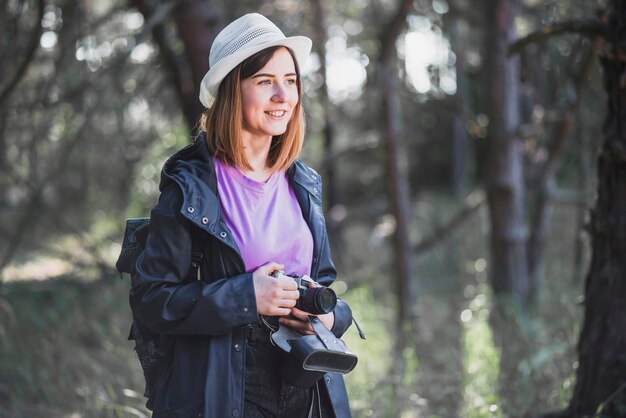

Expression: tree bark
xmin=485 ymin=0 xmax=530 ymax=307
xmin=562 ymin=1 xmax=626 ymax=415
xmin=311 ymin=0 xmax=340 ymax=233
xmin=377 ymin=1 xmax=417 ymax=407
xmin=379 ymin=0 xmax=416 ymax=328
xmin=448 ymin=6 xmax=469 ymax=198
xmin=572 ymin=110 xmax=592 ymax=285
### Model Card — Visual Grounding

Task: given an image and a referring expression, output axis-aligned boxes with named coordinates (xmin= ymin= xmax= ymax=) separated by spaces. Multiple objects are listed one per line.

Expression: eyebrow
xmin=252 ymin=72 xmax=297 ymax=78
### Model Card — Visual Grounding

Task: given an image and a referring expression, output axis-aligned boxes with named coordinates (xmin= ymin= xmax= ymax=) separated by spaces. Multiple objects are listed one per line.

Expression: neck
xmin=241 ymin=132 xmax=273 ymax=180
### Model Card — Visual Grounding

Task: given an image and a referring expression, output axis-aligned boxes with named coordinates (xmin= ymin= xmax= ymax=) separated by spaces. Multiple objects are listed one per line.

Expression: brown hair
xmin=197 ymin=46 xmax=305 ymax=172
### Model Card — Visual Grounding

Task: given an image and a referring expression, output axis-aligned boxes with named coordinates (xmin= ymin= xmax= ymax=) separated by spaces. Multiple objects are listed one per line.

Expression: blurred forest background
xmin=1 ymin=0 xmax=625 ymax=417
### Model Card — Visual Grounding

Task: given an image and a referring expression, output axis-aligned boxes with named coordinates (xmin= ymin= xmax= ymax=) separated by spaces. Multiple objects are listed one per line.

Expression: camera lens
xmin=316 ymin=288 xmax=337 ymax=313
xmin=299 ymin=287 xmax=337 ymax=314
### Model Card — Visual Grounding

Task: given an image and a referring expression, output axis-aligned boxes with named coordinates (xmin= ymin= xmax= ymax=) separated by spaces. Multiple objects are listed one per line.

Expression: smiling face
xmin=200 ymin=46 xmax=305 ymax=172
xmin=239 ymin=47 xmax=299 ymax=143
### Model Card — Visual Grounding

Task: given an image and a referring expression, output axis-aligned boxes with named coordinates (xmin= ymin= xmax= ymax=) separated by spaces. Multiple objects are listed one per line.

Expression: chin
xmin=266 ymin=126 xmax=289 ymax=136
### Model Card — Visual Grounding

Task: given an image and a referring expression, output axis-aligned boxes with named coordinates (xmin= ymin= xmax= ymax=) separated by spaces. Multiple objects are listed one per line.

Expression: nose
xmin=271 ymin=84 xmax=287 ymax=102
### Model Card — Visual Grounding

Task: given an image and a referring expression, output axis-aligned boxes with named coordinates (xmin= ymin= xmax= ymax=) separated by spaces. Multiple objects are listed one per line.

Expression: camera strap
xmin=270 ymin=321 xmax=302 ymax=352
xmin=270 ymin=316 xmax=349 ymax=353
xmin=307 ymin=316 xmax=349 ymax=352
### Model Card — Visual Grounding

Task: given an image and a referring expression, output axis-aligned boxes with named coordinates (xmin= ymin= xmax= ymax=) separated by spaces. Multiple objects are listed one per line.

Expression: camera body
xmin=269 ymin=270 xmax=358 ymax=388
xmin=271 ymin=271 xmax=337 ymax=315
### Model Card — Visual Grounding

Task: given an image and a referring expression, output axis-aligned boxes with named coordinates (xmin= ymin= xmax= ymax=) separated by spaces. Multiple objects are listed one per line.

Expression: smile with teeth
xmin=266 ymin=110 xmax=287 ymax=117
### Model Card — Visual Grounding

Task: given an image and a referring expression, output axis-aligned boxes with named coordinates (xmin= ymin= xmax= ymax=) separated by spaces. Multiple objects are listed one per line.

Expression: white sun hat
xmin=198 ymin=13 xmax=312 ymax=108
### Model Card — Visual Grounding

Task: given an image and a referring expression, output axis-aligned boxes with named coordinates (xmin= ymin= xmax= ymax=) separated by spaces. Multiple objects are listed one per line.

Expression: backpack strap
xmin=187 ymin=225 xmax=210 ymax=281
xmin=116 ymin=217 xmax=150 ymax=276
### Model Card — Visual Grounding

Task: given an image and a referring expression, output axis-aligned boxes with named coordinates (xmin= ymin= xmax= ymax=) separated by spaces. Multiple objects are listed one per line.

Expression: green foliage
xmin=0 ymin=276 xmax=148 ymax=418
xmin=341 ymin=285 xmax=396 ymax=416
xmin=462 ymin=317 xmax=501 ymax=418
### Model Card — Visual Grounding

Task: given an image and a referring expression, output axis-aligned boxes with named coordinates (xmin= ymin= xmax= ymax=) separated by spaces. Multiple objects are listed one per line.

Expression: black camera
xmin=271 ymin=271 xmax=337 ymax=315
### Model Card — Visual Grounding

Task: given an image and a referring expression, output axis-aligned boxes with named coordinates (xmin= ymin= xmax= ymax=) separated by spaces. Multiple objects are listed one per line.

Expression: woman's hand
xmin=252 ymin=262 xmax=299 ymax=316
xmin=279 ymin=307 xmax=335 ymax=335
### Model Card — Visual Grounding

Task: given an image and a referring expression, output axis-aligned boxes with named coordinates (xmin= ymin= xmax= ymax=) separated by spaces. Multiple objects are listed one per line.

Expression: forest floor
xmin=0 ymin=203 xmax=584 ymax=418
xmin=0 ymin=275 xmax=149 ymax=418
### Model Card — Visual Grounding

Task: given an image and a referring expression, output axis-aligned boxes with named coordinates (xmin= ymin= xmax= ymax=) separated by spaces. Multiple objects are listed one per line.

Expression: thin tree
xmin=484 ymin=0 xmax=530 ymax=307
xmin=447 ymin=1 xmax=470 ymax=198
xmin=378 ymin=0 xmax=417 ymax=332
xmin=311 ymin=0 xmax=338 ymax=213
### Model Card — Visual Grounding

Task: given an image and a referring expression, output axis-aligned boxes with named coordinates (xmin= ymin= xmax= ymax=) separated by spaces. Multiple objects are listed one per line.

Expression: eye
xmin=286 ymin=78 xmax=297 ymax=85
xmin=258 ymin=79 xmax=271 ymax=85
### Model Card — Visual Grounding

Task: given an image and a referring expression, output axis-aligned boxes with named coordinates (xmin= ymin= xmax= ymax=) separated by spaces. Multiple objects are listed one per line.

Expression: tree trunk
xmin=572 ymin=111 xmax=592 ymax=285
xmin=449 ymin=9 xmax=469 ymax=198
xmin=133 ymin=0 xmax=222 ymax=132
xmin=380 ymin=58 xmax=417 ymax=326
xmin=378 ymin=1 xmax=416 ymax=407
xmin=562 ymin=1 xmax=626 ymax=415
xmin=379 ymin=0 xmax=417 ymax=329
xmin=311 ymin=0 xmax=336 ymax=210
xmin=173 ymin=0 xmax=222 ymax=129
xmin=485 ymin=0 xmax=529 ymax=307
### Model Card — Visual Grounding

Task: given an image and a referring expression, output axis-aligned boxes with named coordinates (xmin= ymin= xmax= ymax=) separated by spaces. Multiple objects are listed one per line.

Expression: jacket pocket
xmin=164 ymin=400 xmax=204 ymax=418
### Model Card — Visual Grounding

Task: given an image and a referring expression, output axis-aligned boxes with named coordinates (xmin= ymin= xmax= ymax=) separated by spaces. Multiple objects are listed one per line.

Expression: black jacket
xmin=130 ymin=134 xmax=353 ymax=418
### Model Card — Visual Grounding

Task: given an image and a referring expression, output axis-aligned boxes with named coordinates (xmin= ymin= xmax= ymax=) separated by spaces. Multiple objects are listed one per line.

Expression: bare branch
xmin=413 ymin=189 xmax=486 ymax=254
xmin=509 ymin=19 xmax=606 ymax=56
xmin=542 ymin=45 xmax=598 ymax=181
xmin=0 ymin=2 xmax=181 ymax=279
xmin=0 ymin=0 xmax=45 ymax=107
xmin=526 ymin=43 xmax=598 ymax=283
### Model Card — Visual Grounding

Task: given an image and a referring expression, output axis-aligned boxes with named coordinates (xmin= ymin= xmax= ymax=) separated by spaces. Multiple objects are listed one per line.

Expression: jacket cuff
xmin=203 ymin=272 xmax=260 ymax=328
xmin=330 ymin=299 xmax=352 ymax=338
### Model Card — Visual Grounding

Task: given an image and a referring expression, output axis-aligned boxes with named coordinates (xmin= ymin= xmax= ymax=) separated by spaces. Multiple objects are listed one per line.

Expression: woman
xmin=130 ymin=13 xmax=354 ymax=418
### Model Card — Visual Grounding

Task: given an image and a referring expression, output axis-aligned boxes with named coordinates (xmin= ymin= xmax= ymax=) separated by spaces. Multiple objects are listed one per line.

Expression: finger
xmin=269 ymin=289 xmax=297 ymax=305
xmin=290 ymin=307 xmax=311 ymax=320
xmin=269 ymin=307 xmax=292 ymax=317
xmin=278 ymin=298 xmax=297 ymax=308
xmin=275 ymin=276 xmax=298 ymax=290
xmin=259 ymin=262 xmax=285 ymax=275
xmin=281 ymin=290 xmax=300 ymax=300
xmin=279 ymin=318 xmax=314 ymax=334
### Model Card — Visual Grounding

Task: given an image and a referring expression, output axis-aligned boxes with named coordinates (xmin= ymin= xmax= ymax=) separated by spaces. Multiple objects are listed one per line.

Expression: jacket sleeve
xmin=129 ymin=185 xmax=260 ymax=336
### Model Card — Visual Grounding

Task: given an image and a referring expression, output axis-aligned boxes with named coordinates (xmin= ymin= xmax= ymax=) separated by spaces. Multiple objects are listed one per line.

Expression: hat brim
xmin=199 ymin=36 xmax=312 ymax=108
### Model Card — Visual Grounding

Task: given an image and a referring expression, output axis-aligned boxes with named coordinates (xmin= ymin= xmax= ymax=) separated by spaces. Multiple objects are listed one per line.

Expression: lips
xmin=265 ymin=110 xmax=287 ymax=117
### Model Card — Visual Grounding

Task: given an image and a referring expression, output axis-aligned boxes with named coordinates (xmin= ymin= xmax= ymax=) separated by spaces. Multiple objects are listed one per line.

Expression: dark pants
xmin=244 ymin=324 xmax=334 ymax=418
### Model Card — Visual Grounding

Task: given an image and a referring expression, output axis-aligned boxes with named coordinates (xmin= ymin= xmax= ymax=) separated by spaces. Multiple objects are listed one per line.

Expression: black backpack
xmin=115 ymin=217 xmax=207 ymax=400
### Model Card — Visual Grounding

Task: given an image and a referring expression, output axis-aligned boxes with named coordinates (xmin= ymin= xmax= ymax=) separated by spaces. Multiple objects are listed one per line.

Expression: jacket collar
xmin=160 ymin=133 xmax=220 ymax=232
xmin=159 ymin=132 xmax=323 ymax=231
xmin=287 ymin=159 xmax=323 ymax=203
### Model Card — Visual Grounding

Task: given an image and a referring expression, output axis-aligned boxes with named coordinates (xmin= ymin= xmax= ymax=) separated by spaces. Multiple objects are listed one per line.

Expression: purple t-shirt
xmin=214 ymin=158 xmax=314 ymax=277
